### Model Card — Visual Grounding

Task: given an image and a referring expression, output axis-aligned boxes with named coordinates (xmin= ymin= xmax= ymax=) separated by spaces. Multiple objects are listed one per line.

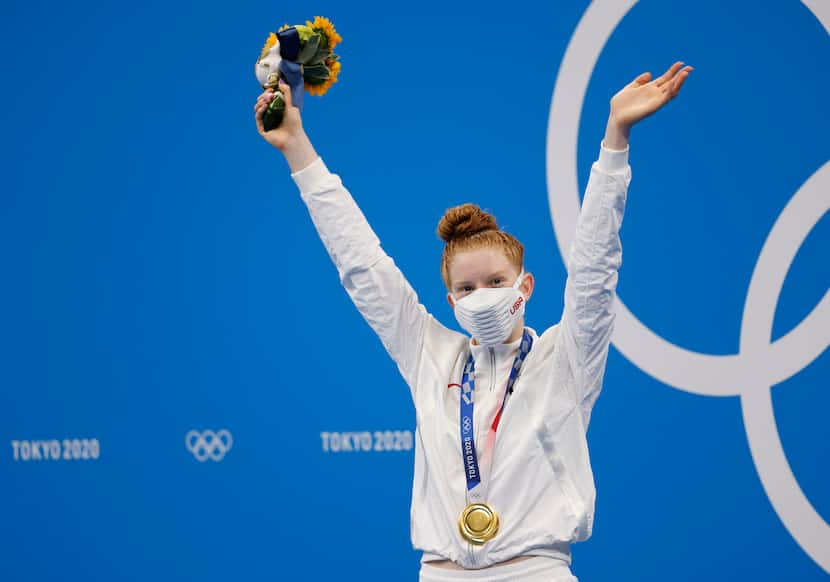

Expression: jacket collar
xmin=467 ymin=326 xmax=538 ymax=360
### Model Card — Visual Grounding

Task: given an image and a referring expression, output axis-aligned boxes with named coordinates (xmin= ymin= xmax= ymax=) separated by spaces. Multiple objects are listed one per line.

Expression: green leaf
xmin=313 ymin=28 xmax=330 ymax=50
xmin=303 ymin=62 xmax=330 ymax=83
xmin=296 ymin=33 xmax=321 ymax=64
xmin=295 ymin=25 xmax=314 ymax=42
xmin=307 ymin=47 xmax=331 ymax=66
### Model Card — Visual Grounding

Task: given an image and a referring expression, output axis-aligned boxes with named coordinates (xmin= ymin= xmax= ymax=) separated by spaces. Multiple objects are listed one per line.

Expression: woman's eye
xmin=492 ymin=278 xmax=503 ymax=286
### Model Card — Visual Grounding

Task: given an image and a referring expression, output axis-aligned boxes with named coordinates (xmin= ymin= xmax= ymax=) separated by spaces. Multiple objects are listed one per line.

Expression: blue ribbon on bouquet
xmin=276 ymin=27 xmax=305 ymax=110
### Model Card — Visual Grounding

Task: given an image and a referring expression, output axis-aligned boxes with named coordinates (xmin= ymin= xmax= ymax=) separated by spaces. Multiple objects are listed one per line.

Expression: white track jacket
xmin=290 ymin=142 xmax=631 ymax=569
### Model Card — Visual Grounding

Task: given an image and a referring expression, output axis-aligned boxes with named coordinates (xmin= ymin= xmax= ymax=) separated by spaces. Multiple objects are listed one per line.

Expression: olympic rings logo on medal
xmin=185 ymin=429 xmax=233 ymax=462
xmin=546 ymin=0 xmax=830 ymax=572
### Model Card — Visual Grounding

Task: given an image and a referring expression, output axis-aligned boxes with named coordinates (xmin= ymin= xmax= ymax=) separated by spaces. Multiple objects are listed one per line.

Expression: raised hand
xmin=255 ymin=80 xmax=318 ymax=172
xmin=255 ymin=80 xmax=304 ymax=152
xmin=604 ymin=61 xmax=693 ymax=149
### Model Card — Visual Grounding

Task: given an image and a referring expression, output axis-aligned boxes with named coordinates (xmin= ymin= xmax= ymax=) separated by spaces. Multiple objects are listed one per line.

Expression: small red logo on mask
xmin=510 ymin=296 xmax=524 ymax=315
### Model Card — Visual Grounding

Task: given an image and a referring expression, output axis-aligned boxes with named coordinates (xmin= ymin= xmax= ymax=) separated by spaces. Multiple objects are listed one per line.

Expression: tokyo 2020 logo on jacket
xmin=546 ymin=0 xmax=830 ymax=573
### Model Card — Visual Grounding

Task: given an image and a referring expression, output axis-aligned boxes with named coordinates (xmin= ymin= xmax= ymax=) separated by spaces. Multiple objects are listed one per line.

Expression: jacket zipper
xmin=488 ymin=347 xmax=495 ymax=392
xmin=481 ymin=344 xmax=520 ymax=562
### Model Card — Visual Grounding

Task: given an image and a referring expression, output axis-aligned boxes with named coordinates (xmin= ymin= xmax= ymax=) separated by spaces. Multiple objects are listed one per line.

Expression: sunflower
xmin=258 ymin=32 xmax=277 ymax=62
xmin=307 ymin=15 xmax=342 ymax=50
xmin=305 ymin=59 xmax=341 ymax=97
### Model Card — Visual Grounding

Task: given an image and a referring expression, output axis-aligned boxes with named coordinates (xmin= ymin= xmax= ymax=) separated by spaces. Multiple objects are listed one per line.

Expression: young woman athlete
xmin=254 ymin=61 xmax=692 ymax=581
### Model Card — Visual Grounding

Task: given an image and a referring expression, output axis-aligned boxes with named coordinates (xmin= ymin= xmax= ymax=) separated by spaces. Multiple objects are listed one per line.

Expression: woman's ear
xmin=446 ymin=292 xmax=455 ymax=309
xmin=520 ymin=272 xmax=535 ymax=302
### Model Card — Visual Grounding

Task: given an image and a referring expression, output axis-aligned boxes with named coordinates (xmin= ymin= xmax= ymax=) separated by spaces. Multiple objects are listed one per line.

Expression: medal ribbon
xmin=459 ymin=329 xmax=533 ymax=494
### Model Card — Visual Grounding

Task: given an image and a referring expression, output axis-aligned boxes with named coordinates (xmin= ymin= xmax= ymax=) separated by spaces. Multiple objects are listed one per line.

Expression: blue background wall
xmin=2 ymin=1 xmax=828 ymax=580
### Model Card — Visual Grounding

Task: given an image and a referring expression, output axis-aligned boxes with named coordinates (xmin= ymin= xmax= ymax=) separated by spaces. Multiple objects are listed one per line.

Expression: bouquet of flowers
xmin=255 ymin=16 xmax=343 ymax=131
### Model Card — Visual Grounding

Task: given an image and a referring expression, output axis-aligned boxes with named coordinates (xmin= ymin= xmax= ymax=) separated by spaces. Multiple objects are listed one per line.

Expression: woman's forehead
xmin=449 ymin=248 xmax=518 ymax=280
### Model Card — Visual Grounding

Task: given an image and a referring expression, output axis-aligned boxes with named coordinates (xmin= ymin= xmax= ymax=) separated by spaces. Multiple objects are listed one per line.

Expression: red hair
xmin=437 ymin=203 xmax=524 ymax=288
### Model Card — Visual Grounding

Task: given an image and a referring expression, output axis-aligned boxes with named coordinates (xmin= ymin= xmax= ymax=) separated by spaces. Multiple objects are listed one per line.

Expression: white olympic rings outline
xmin=185 ymin=429 xmax=233 ymax=462
xmin=546 ymin=0 xmax=830 ymax=572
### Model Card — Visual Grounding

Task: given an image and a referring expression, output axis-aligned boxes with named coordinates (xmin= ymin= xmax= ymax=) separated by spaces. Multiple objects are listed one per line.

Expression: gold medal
xmin=458 ymin=502 xmax=500 ymax=544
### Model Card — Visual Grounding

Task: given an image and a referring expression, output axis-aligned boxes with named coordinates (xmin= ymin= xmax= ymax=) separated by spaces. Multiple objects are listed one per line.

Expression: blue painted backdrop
xmin=2 ymin=1 xmax=828 ymax=580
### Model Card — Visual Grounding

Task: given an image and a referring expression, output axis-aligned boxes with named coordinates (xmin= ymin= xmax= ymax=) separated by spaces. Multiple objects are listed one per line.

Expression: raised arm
xmin=255 ymin=83 xmax=429 ymax=390
xmin=560 ymin=62 xmax=693 ymax=424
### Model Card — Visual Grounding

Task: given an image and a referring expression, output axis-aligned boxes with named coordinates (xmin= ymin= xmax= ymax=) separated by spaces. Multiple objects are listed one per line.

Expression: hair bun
xmin=437 ymin=203 xmax=499 ymax=243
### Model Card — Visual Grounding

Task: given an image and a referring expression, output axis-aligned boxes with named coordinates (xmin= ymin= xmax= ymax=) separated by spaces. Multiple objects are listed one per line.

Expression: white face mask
xmin=452 ymin=271 xmax=526 ymax=346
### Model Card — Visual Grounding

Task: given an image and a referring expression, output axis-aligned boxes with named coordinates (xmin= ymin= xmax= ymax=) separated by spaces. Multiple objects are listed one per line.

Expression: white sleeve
xmin=558 ymin=141 xmax=631 ymax=425
xmin=291 ymin=157 xmax=428 ymax=391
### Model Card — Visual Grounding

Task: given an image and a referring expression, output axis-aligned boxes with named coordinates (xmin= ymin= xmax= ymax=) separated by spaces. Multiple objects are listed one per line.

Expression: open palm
xmin=611 ymin=61 xmax=693 ymax=129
